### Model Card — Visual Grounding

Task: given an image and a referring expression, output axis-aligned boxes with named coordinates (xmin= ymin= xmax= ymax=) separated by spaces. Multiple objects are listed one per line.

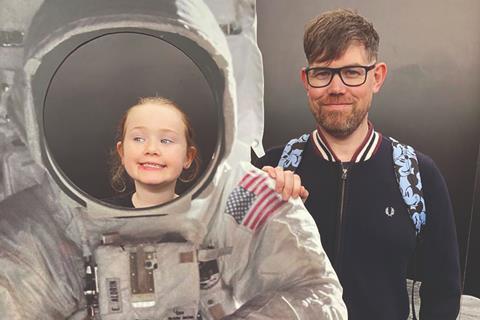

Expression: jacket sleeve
xmin=220 ymin=174 xmax=347 ymax=320
xmin=417 ymin=155 xmax=461 ymax=319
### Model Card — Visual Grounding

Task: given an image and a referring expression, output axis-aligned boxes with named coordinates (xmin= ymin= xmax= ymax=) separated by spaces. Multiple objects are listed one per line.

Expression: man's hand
xmin=262 ymin=166 xmax=309 ymax=202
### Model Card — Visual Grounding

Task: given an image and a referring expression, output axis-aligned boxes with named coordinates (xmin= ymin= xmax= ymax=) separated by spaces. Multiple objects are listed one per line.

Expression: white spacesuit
xmin=0 ymin=1 xmax=346 ymax=319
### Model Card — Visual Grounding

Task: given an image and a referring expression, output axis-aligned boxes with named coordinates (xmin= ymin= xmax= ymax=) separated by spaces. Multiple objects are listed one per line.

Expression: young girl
xmin=109 ymin=96 xmax=200 ymax=208
xmin=109 ymin=96 xmax=308 ymax=208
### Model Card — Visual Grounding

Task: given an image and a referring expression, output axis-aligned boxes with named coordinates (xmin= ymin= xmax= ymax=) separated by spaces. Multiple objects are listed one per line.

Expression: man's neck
xmin=132 ymin=182 xmax=176 ymax=208
xmin=319 ymin=120 xmax=370 ymax=162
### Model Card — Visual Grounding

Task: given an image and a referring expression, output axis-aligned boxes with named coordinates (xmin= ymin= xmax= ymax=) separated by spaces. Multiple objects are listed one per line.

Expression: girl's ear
xmin=116 ymin=141 xmax=124 ymax=164
xmin=184 ymin=146 xmax=197 ymax=169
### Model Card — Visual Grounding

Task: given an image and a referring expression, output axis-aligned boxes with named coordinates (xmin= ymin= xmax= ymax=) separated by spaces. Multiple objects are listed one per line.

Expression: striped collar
xmin=312 ymin=123 xmax=382 ymax=163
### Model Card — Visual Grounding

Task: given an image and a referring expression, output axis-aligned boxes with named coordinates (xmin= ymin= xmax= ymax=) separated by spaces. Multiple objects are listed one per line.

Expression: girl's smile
xmin=139 ymin=162 xmax=167 ymax=170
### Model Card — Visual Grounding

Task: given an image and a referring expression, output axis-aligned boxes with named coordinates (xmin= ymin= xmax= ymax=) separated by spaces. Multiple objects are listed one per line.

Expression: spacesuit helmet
xmin=7 ymin=0 xmax=263 ymax=217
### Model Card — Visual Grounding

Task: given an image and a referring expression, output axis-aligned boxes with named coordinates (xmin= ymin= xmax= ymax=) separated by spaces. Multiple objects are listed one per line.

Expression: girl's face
xmin=117 ymin=103 xmax=194 ymax=192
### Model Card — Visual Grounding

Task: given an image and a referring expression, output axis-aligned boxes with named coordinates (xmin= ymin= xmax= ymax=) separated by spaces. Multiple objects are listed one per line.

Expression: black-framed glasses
xmin=305 ymin=64 xmax=376 ymax=88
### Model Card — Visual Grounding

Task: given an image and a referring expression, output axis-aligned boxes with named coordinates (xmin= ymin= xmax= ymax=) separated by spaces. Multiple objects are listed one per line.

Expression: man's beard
xmin=311 ymin=102 xmax=369 ymax=138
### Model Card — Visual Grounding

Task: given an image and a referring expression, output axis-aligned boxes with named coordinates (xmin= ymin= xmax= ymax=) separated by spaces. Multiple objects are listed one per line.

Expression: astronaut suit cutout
xmin=0 ymin=1 xmax=346 ymax=319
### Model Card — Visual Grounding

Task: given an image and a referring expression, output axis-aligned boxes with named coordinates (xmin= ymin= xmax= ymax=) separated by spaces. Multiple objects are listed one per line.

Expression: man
xmin=255 ymin=8 xmax=461 ymax=320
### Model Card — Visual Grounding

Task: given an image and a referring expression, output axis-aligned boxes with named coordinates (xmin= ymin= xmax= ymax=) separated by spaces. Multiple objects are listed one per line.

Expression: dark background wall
xmin=256 ymin=0 xmax=480 ymax=297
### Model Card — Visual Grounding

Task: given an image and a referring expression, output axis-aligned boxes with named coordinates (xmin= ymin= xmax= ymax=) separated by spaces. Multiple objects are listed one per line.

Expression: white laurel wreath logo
xmin=385 ymin=207 xmax=395 ymax=217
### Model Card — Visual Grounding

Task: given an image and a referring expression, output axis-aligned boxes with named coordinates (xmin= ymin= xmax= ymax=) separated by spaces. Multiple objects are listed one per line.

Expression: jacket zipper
xmin=334 ymin=163 xmax=349 ymax=268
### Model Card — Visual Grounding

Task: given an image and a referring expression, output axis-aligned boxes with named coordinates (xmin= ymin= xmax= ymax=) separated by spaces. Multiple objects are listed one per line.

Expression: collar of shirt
xmin=312 ymin=122 xmax=383 ymax=163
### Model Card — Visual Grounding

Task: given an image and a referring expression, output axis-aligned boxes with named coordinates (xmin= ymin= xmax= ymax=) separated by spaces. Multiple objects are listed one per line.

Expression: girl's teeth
xmin=143 ymin=163 xmax=161 ymax=168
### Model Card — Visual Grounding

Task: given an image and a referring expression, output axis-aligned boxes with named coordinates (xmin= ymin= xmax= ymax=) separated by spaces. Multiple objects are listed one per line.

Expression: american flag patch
xmin=225 ymin=171 xmax=285 ymax=231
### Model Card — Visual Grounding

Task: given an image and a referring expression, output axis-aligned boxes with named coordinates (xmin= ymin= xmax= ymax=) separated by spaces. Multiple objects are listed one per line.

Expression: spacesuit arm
xmin=223 ymin=198 xmax=347 ymax=320
xmin=0 ymin=184 xmax=85 ymax=320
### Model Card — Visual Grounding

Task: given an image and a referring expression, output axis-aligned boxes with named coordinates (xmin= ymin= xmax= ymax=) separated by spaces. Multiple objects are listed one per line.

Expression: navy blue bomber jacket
xmin=254 ymin=127 xmax=461 ymax=320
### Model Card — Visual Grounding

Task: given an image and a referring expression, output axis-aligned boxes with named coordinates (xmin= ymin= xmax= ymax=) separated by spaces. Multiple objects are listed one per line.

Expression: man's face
xmin=301 ymin=44 xmax=387 ymax=138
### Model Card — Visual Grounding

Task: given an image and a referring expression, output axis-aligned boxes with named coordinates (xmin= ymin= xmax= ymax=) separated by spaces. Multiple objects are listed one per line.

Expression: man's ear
xmin=372 ymin=62 xmax=388 ymax=93
xmin=116 ymin=141 xmax=124 ymax=164
xmin=300 ymin=67 xmax=310 ymax=92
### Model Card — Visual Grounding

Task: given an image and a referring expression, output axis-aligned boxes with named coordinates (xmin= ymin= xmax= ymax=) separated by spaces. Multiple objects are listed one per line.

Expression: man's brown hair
xmin=303 ymin=8 xmax=379 ymax=64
